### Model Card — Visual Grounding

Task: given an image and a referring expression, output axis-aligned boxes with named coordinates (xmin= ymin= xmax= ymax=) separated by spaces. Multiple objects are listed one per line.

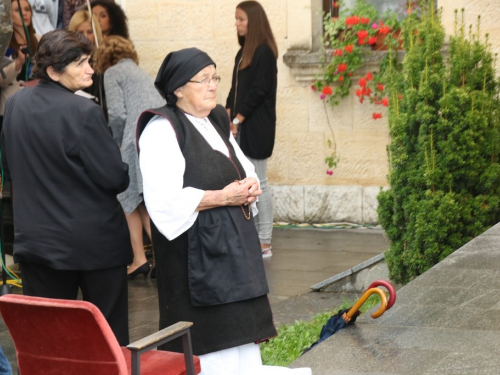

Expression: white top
xmin=139 ymin=113 xmax=259 ymax=241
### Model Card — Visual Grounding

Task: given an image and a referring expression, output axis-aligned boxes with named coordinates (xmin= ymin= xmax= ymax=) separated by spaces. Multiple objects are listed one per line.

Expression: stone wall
xmin=117 ymin=0 xmax=499 ymax=224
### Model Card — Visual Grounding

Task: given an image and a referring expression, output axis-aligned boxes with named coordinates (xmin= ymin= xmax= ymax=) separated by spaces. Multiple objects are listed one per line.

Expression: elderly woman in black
xmin=138 ymin=48 xmax=311 ymax=375
xmin=1 ymin=29 xmax=132 ymax=345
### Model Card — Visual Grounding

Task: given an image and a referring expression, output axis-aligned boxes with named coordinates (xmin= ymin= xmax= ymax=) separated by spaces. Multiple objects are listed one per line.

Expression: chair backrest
xmin=0 ymin=294 xmax=128 ymax=375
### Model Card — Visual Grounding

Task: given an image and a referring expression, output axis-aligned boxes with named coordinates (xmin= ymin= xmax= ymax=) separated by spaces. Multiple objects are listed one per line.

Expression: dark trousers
xmin=20 ymin=262 xmax=129 ymax=345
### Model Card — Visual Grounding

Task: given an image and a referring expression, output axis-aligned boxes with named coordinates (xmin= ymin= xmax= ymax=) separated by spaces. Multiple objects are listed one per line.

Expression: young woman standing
xmin=226 ymin=0 xmax=278 ymax=258
xmin=1 ymin=0 xmax=39 ymax=129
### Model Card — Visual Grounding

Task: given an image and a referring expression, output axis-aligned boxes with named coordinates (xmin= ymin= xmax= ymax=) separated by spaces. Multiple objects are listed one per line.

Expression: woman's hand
xmin=230 ymin=123 xmax=239 ymax=138
xmin=197 ymin=178 xmax=261 ymax=211
xmin=222 ymin=178 xmax=262 ymax=206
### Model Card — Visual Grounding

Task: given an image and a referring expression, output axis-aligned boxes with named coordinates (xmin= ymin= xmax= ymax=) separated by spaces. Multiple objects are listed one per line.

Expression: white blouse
xmin=139 ymin=113 xmax=259 ymax=241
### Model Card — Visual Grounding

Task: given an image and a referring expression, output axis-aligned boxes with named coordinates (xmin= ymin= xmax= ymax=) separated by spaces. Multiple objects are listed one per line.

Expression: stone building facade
xmin=117 ymin=0 xmax=500 ymax=224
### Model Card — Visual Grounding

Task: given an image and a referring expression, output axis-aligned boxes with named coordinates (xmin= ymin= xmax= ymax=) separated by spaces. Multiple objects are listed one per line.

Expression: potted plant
xmin=311 ymin=0 xmax=403 ymax=174
xmin=312 ymin=0 xmax=404 ymax=106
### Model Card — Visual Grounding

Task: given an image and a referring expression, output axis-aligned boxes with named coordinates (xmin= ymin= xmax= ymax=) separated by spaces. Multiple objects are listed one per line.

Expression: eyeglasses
xmin=188 ymin=75 xmax=221 ymax=86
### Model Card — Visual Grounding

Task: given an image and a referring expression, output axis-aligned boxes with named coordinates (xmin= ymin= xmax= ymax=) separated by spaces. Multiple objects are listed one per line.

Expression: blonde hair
xmin=68 ymin=10 xmax=103 ymax=46
xmin=92 ymin=35 xmax=139 ymax=74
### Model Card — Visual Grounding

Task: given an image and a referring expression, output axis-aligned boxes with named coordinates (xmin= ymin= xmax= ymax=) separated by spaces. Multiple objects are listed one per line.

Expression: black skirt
xmin=152 ymin=221 xmax=277 ymax=355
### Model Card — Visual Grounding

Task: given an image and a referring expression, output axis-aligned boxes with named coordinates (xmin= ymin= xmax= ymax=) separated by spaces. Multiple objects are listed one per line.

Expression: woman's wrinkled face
xmin=12 ymin=0 xmax=32 ymax=28
xmin=235 ymin=8 xmax=248 ymax=37
xmin=76 ymin=21 xmax=95 ymax=44
xmin=175 ymin=65 xmax=218 ymax=116
xmin=51 ymin=54 xmax=94 ymax=92
xmin=92 ymin=5 xmax=110 ymax=35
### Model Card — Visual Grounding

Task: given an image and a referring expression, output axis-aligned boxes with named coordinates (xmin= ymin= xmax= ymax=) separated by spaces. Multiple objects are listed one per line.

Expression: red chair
xmin=0 ymin=294 xmax=201 ymax=375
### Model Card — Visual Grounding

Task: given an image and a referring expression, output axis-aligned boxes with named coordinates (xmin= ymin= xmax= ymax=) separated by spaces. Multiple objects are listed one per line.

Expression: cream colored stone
xmin=276 ymin=86 xmax=309 ymax=136
xmin=304 ymin=185 xmax=363 ymax=223
xmin=272 ymin=185 xmax=305 ymax=222
xmin=362 ymin=186 xmax=386 ymax=224
xmin=288 ymin=132 xmax=327 ymax=185
xmin=127 ymin=1 xmax=159 ymax=41
xmin=156 ymin=2 xmax=212 ymax=40
xmin=287 ymin=0 xmax=312 ymax=49
xmin=268 ymin=136 xmax=290 ymax=185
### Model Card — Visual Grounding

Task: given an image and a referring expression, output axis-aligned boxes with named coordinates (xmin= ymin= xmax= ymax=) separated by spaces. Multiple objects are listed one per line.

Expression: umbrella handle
xmin=346 ymin=287 xmax=388 ymax=319
xmin=366 ymin=279 xmax=396 ymax=310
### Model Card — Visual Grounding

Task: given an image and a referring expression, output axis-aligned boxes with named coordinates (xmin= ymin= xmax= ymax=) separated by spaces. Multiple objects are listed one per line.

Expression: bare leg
xmin=125 ymin=209 xmax=148 ymax=274
xmin=137 ymin=204 xmax=152 ymax=241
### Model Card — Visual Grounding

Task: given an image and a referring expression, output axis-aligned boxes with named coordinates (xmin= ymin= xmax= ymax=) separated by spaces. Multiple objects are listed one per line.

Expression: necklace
xmin=241 ymin=204 xmax=252 ymax=221
xmin=233 ymin=180 xmax=252 ymax=220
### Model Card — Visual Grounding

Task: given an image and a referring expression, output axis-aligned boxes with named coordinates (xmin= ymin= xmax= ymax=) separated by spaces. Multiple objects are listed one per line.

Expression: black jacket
xmin=226 ymin=43 xmax=277 ymax=159
xmin=1 ymin=79 xmax=132 ymax=270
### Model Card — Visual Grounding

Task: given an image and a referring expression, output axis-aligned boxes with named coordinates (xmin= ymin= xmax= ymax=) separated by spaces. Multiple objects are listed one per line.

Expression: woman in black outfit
xmin=1 ymin=30 xmax=132 ymax=345
xmin=226 ymin=0 xmax=278 ymax=258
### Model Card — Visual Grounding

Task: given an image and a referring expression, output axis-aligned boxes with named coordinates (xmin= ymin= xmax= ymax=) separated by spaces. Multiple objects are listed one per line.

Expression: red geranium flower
xmin=366 ymin=72 xmax=373 ymax=81
xmin=372 ymin=113 xmax=382 ymax=119
xmin=338 ymin=75 xmax=344 ymax=82
xmin=360 ymin=17 xmax=370 ymax=24
xmin=357 ymin=30 xmax=368 ymax=40
xmin=377 ymin=83 xmax=384 ymax=91
xmin=358 ymin=77 xmax=367 ymax=87
xmin=345 ymin=16 xmax=360 ymax=26
xmin=381 ymin=97 xmax=389 ymax=106
xmin=344 ymin=44 xmax=354 ymax=53
xmin=333 ymin=49 xmax=343 ymax=56
xmin=368 ymin=36 xmax=377 ymax=45
xmin=378 ymin=26 xmax=390 ymax=35
xmin=322 ymin=86 xmax=333 ymax=95
xmin=337 ymin=63 xmax=347 ymax=73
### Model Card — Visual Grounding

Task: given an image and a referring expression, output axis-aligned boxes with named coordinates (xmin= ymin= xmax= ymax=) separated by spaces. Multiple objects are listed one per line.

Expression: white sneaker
xmin=262 ymin=247 xmax=273 ymax=258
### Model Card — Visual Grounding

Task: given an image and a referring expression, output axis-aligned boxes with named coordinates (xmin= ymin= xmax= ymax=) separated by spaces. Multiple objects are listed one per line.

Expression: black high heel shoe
xmin=127 ymin=262 xmax=151 ymax=280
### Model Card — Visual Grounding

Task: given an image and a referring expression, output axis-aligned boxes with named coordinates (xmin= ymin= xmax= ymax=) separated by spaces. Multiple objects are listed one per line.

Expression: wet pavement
xmin=0 ymin=227 xmax=389 ymax=371
xmin=291 ymin=223 xmax=500 ymax=374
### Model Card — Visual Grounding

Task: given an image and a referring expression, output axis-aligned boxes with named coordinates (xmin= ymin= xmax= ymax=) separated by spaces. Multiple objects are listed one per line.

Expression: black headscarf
xmin=155 ymin=48 xmax=216 ymax=107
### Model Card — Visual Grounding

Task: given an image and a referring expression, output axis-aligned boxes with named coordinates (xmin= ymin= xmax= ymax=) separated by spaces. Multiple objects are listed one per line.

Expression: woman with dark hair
xmin=138 ymin=47 xmax=310 ymax=374
xmin=226 ymin=0 xmax=278 ymax=259
xmin=1 ymin=29 xmax=132 ymax=345
xmin=93 ymin=36 xmax=164 ymax=280
xmin=0 ymin=0 xmax=39 ymax=129
xmin=92 ymin=0 xmax=129 ymax=39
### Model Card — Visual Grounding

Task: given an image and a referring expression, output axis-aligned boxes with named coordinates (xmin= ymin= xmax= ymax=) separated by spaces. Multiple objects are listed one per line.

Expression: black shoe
xmin=150 ymin=265 xmax=156 ymax=279
xmin=127 ymin=262 xmax=150 ymax=280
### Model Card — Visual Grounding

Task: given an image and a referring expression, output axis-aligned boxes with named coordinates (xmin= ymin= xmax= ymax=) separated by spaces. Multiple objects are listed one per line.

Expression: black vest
xmin=137 ymin=105 xmax=269 ymax=306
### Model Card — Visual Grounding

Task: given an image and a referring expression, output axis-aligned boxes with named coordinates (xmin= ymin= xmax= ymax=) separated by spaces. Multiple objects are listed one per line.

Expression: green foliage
xmin=260 ymin=295 xmax=382 ymax=366
xmin=378 ymin=2 xmax=500 ymax=284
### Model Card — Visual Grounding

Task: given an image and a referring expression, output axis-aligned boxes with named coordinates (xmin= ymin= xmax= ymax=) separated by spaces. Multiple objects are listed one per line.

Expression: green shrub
xmin=378 ymin=2 xmax=500 ymax=284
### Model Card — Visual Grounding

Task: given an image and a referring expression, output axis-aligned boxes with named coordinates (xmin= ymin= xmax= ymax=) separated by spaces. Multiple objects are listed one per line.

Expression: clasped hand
xmin=223 ymin=178 xmax=261 ymax=206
